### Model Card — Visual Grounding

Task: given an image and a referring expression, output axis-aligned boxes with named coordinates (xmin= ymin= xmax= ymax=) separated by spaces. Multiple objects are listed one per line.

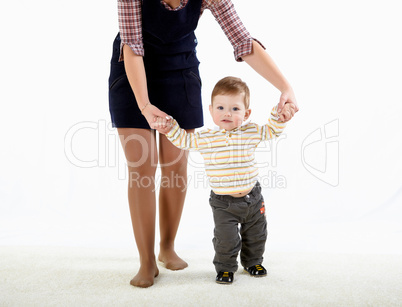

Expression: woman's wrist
xmin=140 ymin=101 xmax=151 ymax=114
xmin=277 ymin=81 xmax=293 ymax=94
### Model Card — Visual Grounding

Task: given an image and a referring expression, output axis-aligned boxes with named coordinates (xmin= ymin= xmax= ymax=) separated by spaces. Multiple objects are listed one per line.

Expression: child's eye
xmin=217 ymin=106 xmax=224 ymax=110
xmin=233 ymin=107 xmax=240 ymax=111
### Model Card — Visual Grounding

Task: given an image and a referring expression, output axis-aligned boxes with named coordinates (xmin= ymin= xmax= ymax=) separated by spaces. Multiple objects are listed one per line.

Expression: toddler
xmin=153 ymin=76 xmax=295 ymax=284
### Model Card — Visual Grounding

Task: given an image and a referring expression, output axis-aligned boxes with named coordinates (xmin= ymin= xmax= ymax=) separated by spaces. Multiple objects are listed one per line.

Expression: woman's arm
xmin=243 ymin=41 xmax=299 ymax=114
xmin=207 ymin=0 xmax=299 ymax=116
xmin=123 ymin=45 xmax=149 ymax=110
xmin=123 ymin=45 xmax=169 ymax=125
xmin=118 ymin=0 xmax=168 ymax=125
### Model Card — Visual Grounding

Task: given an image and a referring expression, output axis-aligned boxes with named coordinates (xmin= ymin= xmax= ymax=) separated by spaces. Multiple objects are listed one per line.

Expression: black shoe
xmin=244 ymin=264 xmax=267 ymax=277
xmin=216 ymin=271 xmax=234 ymax=284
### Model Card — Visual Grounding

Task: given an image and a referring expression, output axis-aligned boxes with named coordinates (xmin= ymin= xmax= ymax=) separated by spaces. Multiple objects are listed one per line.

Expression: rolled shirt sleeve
xmin=118 ymin=0 xmax=144 ymax=61
xmin=117 ymin=0 xmax=265 ymax=62
xmin=207 ymin=0 xmax=265 ymax=62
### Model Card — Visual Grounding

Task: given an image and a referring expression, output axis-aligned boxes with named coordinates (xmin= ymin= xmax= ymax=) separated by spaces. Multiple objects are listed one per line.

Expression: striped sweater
xmin=165 ymin=106 xmax=286 ymax=195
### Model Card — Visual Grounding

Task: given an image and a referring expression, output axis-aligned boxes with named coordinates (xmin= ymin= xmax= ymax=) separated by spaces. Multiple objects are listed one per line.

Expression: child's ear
xmin=244 ymin=109 xmax=251 ymax=120
xmin=209 ymin=104 xmax=213 ymax=115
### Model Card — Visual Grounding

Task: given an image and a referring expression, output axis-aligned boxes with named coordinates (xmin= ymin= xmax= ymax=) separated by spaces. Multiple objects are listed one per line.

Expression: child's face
xmin=209 ymin=93 xmax=251 ymax=131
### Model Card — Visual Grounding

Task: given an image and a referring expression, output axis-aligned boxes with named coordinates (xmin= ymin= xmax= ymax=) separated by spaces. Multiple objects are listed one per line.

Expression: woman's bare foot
xmin=130 ymin=262 xmax=159 ymax=288
xmin=158 ymin=249 xmax=188 ymax=270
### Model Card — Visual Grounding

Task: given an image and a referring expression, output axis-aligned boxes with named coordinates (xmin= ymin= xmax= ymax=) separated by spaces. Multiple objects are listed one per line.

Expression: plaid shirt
xmin=117 ymin=0 xmax=264 ymax=62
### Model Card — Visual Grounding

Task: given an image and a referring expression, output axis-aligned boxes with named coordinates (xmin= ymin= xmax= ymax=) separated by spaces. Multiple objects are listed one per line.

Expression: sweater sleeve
xmin=165 ymin=120 xmax=200 ymax=150
xmin=259 ymin=106 xmax=287 ymax=140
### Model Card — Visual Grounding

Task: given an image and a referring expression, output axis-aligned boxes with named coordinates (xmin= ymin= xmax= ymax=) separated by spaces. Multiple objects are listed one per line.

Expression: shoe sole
xmin=216 ymin=280 xmax=233 ymax=284
xmin=243 ymin=269 xmax=267 ymax=277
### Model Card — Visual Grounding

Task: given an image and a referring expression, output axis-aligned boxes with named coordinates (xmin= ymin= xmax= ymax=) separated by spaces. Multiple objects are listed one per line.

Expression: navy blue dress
xmin=108 ymin=0 xmax=204 ymax=129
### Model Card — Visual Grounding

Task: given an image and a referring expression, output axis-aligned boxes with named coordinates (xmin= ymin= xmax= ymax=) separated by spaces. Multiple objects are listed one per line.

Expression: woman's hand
xmin=277 ymin=87 xmax=299 ymax=123
xmin=278 ymin=102 xmax=297 ymax=122
xmin=141 ymin=103 xmax=169 ymax=128
xmin=151 ymin=116 xmax=174 ymax=135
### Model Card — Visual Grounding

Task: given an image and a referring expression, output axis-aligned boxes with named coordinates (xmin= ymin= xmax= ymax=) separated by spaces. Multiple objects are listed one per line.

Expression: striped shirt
xmin=117 ymin=0 xmax=265 ymax=62
xmin=166 ymin=106 xmax=286 ymax=195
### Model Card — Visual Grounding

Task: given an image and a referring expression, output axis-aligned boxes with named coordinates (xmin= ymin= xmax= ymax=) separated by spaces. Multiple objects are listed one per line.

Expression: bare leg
xmin=157 ymin=130 xmax=194 ymax=270
xmin=118 ymin=128 xmax=159 ymax=288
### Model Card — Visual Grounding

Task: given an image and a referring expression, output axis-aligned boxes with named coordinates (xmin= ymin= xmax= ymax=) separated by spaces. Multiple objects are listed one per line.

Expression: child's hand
xmin=151 ymin=116 xmax=173 ymax=134
xmin=278 ymin=103 xmax=296 ymax=122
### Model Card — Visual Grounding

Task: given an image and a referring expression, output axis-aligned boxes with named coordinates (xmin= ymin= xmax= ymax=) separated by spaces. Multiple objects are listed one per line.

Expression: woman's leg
xmin=157 ymin=129 xmax=194 ymax=270
xmin=118 ymin=128 xmax=159 ymax=288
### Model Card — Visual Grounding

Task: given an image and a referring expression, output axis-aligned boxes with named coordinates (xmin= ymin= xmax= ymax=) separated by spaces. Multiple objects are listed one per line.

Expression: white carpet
xmin=1 ymin=246 xmax=401 ymax=307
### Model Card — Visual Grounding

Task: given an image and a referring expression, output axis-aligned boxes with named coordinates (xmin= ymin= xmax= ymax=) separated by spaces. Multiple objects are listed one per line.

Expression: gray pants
xmin=209 ymin=182 xmax=267 ymax=273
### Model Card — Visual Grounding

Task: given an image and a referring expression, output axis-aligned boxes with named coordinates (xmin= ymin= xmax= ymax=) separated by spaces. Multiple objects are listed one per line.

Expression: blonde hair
xmin=211 ymin=76 xmax=250 ymax=109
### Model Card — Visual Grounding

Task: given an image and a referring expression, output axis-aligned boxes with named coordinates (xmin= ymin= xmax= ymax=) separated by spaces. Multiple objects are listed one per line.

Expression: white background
xmin=0 ymin=0 xmax=401 ymax=255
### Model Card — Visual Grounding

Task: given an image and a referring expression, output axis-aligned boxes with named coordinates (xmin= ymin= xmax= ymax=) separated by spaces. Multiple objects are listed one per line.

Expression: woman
xmin=108 ymin=0 xmax=298 ymax=288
